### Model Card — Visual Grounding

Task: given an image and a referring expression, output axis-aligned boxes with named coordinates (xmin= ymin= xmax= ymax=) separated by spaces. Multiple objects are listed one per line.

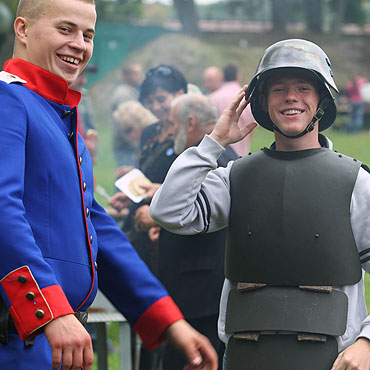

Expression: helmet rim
xmin=246 ymin=39 xmax=339 ymax=132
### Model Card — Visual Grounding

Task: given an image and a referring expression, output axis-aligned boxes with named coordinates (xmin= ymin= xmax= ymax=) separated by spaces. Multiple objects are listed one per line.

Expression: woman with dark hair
xmin=139 ymin=64 xmax=188 ymax=183
xmin=113 ymin=65 xmax=188 ymax=370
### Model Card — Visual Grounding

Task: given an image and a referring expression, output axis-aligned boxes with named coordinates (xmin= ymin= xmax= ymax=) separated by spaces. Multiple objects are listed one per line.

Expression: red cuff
xmin=133 ymin=296 xmax=184 ymax=351
xmin=1 ymin=266 xmax=74 ymax=340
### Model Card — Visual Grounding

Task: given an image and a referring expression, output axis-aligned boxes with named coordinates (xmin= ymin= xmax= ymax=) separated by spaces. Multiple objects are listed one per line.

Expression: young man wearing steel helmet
xmin=150 ymin=39 xmax=370 ymax=370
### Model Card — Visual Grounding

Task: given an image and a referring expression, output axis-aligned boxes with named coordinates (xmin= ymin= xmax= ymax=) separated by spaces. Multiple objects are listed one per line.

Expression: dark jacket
xmin=158 ymin=145 xmax=237 ymax=318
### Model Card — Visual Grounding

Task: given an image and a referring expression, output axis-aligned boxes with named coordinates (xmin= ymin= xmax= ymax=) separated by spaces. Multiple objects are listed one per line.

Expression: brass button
xmin=62 ymin=110 xmax=71 ymax=118
xmin=26 ymin=292 xmax=35 ymax=300
xmin=86 ymin=208 xmax=90 ymax=217
xmin=90 ymin=235 xmax=93 ymax=244
xmin=79 ymin=156 xmax=83 ymax=165
xmin=35 ymin=309 xmax=45 ymax=319
xmin=83 ymin=182 xmax=87 ymax=191
xmin=94 ymin=262 xmax=98 ymax=271
xmin=17 ymin=275 xmax=27 ymax=284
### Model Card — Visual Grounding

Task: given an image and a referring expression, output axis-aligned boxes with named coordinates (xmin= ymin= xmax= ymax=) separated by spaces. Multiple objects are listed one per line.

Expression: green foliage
xmin=329 ymin=0 xmax=367 ymax=25
xmin=95 ymin=0 xmax=142 ymax=22
xmin=0 ymin=0 xmax=17 ymax=16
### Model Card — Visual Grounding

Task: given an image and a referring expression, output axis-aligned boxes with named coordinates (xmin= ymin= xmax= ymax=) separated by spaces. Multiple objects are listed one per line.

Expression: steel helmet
xmin=245 ymin=39 xmax=339 ymax=134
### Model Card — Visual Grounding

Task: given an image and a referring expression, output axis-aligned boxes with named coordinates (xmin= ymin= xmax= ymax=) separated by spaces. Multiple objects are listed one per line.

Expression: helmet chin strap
xmin=272 ymin=97 xmax=331 ymax=139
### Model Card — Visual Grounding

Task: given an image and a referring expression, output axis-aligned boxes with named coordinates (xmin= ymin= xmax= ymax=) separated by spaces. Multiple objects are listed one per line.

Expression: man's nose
xmin=285 ymin=87 xmax=299 ymax=101
xmin=70 ymin=32 xmax=87 ymax=51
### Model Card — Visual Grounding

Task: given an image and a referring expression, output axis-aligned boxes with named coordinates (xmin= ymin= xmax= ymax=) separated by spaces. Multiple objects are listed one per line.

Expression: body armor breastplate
xmin=226 ymin=147 xmax=361 ymax=285
xmin=224 ymin=147 xmax=362 ymax=370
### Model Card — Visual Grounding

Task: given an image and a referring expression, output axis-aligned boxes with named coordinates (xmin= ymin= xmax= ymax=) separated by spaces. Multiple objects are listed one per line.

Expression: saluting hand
xmin=210 ymin=85 xmax=257 ymax=148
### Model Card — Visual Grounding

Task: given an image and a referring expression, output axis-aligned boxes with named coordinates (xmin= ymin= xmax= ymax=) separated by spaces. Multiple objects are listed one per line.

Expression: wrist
xmin=209 ymin=132 xmax=227 ymax=147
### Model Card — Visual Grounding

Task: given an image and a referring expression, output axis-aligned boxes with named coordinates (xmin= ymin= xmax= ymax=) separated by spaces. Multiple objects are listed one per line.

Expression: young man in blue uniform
xmin=0 ymin=0 xmax=218 ymax=369
xmin=151 ymin=39 xmax=370 ymax=370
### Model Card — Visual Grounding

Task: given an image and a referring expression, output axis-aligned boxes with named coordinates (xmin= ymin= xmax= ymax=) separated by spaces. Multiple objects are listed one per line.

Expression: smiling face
xmin=143 ymin=87 xmax=179 ymax=123
xmin=262 ymin=70 xmax=321 ymax=138
xmin=14 ymin=0 xmax=96 ymax=86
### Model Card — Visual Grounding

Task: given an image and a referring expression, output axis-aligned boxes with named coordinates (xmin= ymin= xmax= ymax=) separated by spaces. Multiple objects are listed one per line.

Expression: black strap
xmin=273 ymin=97 xmax=331 ymax=139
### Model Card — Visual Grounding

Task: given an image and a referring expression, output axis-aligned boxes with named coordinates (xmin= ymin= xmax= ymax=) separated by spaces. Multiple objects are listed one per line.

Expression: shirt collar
xmin=269 ymin=134 xmax=331 ymax=150
xmin=3 ymin=58 xmax=81 ymax=107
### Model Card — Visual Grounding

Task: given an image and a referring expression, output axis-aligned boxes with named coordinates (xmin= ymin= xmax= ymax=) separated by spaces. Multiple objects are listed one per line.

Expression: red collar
xmin=3 ymin=59 xmax=81 ymax=108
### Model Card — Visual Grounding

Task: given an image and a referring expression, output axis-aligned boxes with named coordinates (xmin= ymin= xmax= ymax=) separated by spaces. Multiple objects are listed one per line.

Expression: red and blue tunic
xmin=0 ymin=58 xmax=183 ymax=369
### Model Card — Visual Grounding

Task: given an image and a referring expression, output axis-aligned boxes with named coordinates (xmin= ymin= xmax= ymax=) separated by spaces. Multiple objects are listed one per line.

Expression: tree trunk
xmin=173 ymin=0 xmax=199 ymax=35
xmin=304 ymin=0 xmax=323 ymax=33
xmin=271 ymin=0 xmax=289 ymax=34
xmin=332 ymin=0 xmax=347 ymax=40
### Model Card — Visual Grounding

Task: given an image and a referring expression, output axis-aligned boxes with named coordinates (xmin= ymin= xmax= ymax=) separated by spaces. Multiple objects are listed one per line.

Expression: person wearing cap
xmin=150 ymin=39 xmax=370 ymax=370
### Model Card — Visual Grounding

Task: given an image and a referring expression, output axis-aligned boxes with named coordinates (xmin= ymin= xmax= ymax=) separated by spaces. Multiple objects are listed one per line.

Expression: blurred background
xmin=1 ymin=1 xmax=370 ymax=368
xmin=1 ymin=0 xmax=370 ymax=200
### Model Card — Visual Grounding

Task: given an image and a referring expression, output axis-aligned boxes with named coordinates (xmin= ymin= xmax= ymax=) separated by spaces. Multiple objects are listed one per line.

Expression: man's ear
xmin=14 ymin=17 xmax=28 ymax=46
xmin=187 ymin=116 xmax=197 ymax=133
xmin=259 ymin=94 xmax=268 ymax=112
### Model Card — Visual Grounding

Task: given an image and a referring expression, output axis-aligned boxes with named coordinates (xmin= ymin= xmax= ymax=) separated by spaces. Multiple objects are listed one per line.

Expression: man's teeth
xmin=283 ymin=109 xmax=302 ymax=115
xmin=60 ymin=56 xmax=80 ymax=65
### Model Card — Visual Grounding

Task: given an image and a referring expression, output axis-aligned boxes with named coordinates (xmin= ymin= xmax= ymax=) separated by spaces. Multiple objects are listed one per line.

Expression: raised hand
xmin=210 ymin=85 xmax=257 ymax=148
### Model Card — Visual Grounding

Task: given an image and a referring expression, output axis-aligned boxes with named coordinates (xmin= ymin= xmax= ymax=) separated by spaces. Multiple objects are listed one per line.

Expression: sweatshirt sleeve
xmin=151 ymin=134 xmax=233 ymax=234
xmin=351 ymin=167 xmax=370 ymax=341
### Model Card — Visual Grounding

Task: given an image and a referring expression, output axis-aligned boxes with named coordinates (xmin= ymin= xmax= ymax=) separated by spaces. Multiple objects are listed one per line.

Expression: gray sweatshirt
xmin=151 ymin=134 xmax=370 ymax=352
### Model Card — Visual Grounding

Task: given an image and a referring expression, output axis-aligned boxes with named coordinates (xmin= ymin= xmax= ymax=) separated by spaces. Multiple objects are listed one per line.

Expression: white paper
xmin=114 ymin=168 xmax=152 ymax=203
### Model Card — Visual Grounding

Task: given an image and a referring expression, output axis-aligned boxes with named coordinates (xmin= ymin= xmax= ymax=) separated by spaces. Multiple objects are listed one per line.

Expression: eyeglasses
xmin=146 ymin=66 xmax=173 ymax=78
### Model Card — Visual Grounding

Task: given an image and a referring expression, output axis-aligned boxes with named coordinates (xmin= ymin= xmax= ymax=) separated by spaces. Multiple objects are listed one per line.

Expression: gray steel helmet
xmin=246 ymin=39 xmax=339 ymax=133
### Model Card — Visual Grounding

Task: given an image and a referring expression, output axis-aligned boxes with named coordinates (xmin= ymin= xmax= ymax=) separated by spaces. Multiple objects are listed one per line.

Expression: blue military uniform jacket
xmin=0 ymin=59 xmax=183 ymax=369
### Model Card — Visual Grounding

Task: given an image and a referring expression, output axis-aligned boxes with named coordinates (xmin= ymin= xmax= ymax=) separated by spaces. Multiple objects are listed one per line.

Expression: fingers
xmin=45 ymin=315 xmax=94 ymax=370
xmin=51 ymin=336 xmax=93 ymax=370
xmin=135 ymin=205 xmax=156 ymax=229
xmin=226 ymin=86 xmax=247 ymax=113
xmin=148 ymin=226 xmax=161 ymax=243
xmin=234 ymin=98 xmax=249 ymax=122
xmin=330 ymin=352 xmax=343 ymax=370
xmin=240 ymin=122 xmax=258 ymax=137
xmin=109 ymin=192 xmax=130 ymax=211
xmin=51 ymin=344 xmax=62 ymax=370
xmin=166 ymin=320 xmax=218 ymax=370
xmin=196 ymin=336 xmax=218 ymax=370
xmin=83 ymin=343 xmax=94 ymax=370
xmin=61 ymin=347 xmax=73 ymax=370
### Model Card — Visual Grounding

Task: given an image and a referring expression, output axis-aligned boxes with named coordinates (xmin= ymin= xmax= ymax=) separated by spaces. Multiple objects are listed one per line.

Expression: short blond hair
xmin=16 ymin=0 xmax=95 ymax=21
xmin=113 ymin=101 xmax=157 ymax=131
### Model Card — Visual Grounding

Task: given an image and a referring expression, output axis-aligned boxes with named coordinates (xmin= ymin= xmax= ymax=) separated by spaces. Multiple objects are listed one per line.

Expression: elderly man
xmin=156 ymin=94 xmax=237 ymax=370
xmin=0 ymin=1 xmax=218 ymax=369
xmin=151 ymin=39 xmax=370 ymax=370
